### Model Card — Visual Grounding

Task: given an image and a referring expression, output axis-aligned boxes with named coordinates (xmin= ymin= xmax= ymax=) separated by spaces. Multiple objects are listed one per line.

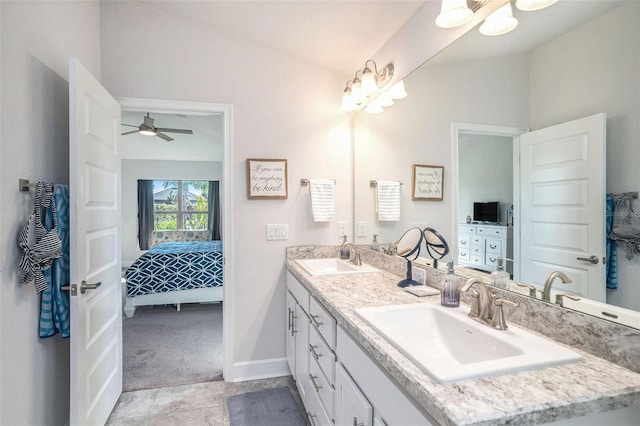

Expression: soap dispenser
xmin=491 ymin=257 xmax=510 ymax=289
xmin=339 ymin=235 xmax=350 ymax=260
xmin=441 ymin=260 xmax=460 ymax=308
xmin=371 ymin=234 xmax=381 ymax=252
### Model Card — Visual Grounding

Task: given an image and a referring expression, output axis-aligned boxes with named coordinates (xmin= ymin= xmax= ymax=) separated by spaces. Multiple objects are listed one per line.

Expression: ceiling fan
xmin=121 ymin=112 xmax=194 ymax=141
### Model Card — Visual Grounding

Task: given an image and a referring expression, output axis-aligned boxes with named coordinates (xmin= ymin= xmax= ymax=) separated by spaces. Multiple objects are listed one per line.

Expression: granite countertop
xmin=285 ymin=257 xmax=640 ymax=426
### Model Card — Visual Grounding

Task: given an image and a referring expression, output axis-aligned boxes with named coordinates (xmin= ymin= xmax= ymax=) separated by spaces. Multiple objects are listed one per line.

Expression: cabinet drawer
xmin=309 ymin=325 xmax=336 ymax=385
xmin=471 ymin=236 xmax=482 ymax=246
xmin=307 ymin=374 xmax=332 ymax=426
xmin=287 ymin=271 xmax=310 ymax=313
xmin=470 ymin=255 xmax=483 ymax=266
xmin=458 ymin=249 xmax=470 ymax=261
xmin=485 ymin=238 xmax=503 ymax=254
xmin=485 ymin=254 xmax=500 ymax=268
xmin=471 ymin=246 xmax=482 ymax=256
xmin=309 ymin=356 xmax=334 ymax=420
xmin=310 ymin=297 xmax=336 ymax=350
xmin=458 ymin=235 xmax=470 ymax=247
xmin=458 ymin=225 xmax=477 ymax=234
xmin=476 ymin=226 xmax=506 ymax=238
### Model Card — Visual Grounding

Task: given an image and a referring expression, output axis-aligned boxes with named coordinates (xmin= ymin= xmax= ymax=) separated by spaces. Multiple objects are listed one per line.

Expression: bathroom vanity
xmin=285 ymin=246 xmax=640 ymax=426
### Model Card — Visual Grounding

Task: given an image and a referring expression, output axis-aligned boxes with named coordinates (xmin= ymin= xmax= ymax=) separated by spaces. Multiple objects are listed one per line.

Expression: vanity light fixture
xmin=479 ymin=1 xmax=518 ymax=36
xmin=435 ymin=0 xmax=474 ymax=28
xmin=341 ymin=60 xmax=405 ymax=113
xmin=515 ymin=0 xmax=558 ymax=12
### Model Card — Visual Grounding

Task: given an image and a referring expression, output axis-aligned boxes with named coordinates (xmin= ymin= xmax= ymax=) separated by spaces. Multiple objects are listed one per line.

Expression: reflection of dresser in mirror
xmin=458 ymin=224 xmax=513 ymax=275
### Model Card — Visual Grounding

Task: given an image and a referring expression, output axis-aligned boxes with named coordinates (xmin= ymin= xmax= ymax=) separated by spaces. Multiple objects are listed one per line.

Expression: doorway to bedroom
xmin=118 ymin=99 xmax=230 ymax=392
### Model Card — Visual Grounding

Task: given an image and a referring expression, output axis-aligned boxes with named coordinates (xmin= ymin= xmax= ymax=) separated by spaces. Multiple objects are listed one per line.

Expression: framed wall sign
xmin=412 ymin=164 xmax=444 ymax=201
xmin=246 ymin=158 xmax=288 ymax=199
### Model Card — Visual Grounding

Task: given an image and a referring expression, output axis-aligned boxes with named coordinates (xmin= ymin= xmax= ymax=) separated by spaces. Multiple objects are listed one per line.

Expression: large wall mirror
xmin=354 ymin=0 xmax=639 ymax=328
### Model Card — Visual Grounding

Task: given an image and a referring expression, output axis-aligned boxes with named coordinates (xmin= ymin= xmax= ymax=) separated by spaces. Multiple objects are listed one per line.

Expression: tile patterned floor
xmin=106 ymin=376 xmax=307 ymax=426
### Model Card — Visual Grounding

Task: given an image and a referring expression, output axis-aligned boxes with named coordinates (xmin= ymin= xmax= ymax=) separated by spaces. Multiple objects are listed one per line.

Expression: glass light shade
xmin=515 ymin=0 xmax=558 ymax=12
xmin=479 ymin=2 xmax=518 ymax=36
xmin=351 ymin=78 xmax=366 ymax=104
xmin=435 ymin=0 xmax=473 ymax=28
xmin=139 ymin=129 xmax=156 ymax=136
xmin=361 ymin=68 xmax=378 ymax=96
xmin=364 ymin=100 xmax=383 ymax=114
xmin=341 ymin=89 xmax=356 ymax=112
xmin=388 ymin=80 xmax=408 ymax=100
xmin=377 ymin=92 xmax=395 ymax=107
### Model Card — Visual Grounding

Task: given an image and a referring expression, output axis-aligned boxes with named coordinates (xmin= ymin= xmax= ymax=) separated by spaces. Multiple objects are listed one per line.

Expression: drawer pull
xmin=310 ymin=314 xmax=324 ymax=328
xmin=353 ymin=417 xmax=364 ymax=426
xmin=309 ymin=412 xmax=318 ymax=426
xmin=490 ymin=244 xmax=497 ymax=249
xmin=309 ymin=373 xmax=323 ymax=392
xmin=490 ymin=257 xmax=496 ymax=262
xmin=287 ymin=308 xmax=293 ymax=331
xmin=309 ymin=344 xmax=322 ymax=360
xmin=291 ymin=313 xmax=297 ymax=336
xmin=461 ymin=251 xmax=467 ymax=256
xmin=461 ymin=240 xmax=467 ymax=245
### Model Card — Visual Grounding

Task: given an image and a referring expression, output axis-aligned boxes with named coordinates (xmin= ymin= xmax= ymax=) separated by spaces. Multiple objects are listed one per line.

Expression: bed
xmin=124 ymin=240 xmax=223 ymax=317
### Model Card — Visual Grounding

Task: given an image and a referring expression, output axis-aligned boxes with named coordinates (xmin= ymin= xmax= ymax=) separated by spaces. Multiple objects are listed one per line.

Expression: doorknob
xmin=62 ymin=281 xmax=102 ymax=296
xmin=576 ymin=255 xmax=599 ymax=264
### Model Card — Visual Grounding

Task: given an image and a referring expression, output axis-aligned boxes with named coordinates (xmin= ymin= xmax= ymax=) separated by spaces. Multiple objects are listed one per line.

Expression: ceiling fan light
xmin=435 ymin=0 xmax=473 ymax=29
xmin=139 ymin=129 xmax=156 ymax=136
xmin=479 ymin=2 xmax=518 ymax=36
xmin=515 ymin=0 xmax=558 ymax=12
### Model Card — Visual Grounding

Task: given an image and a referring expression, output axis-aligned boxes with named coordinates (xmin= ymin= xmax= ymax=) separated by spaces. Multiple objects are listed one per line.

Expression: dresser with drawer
xmin=458 ymin=223 xmax=512 ymax=274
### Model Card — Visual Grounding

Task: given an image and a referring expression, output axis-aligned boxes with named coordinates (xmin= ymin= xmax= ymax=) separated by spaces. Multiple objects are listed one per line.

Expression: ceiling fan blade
xmin=121 ymin=123 xmax=139 ymax=128
xmin=155 ymin=128 xmax=194 ymax=135
xmin=155 ymin=131 xmax=174 ymax=142
xmin=121 ymin=130 xmax=140 ymax=136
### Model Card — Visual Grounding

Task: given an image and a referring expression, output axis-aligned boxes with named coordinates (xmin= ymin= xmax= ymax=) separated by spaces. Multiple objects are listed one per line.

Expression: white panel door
xmin=520 ymin=113 xmax=605 ymax=302
xmin=69 ymin=58 xmax=122 ymax=425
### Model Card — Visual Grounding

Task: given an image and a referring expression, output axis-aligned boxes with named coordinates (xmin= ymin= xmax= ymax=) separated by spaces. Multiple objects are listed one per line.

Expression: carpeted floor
xmin=123 ymin=302 xmax=223 ymax=392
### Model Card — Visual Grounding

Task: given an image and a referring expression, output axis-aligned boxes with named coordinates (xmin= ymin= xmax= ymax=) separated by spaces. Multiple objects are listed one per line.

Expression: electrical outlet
xmin=357 ymin=221 xmax=367 ymax=238
xmin=413 ymin=267 xmax=426 ymax=285
xmin=339 ymin=221 xmax=348 ymax=237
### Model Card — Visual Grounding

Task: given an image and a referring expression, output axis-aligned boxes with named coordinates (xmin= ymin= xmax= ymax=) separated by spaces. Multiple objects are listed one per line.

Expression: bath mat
xmin=227 ymin=386 xmax=305 ymax=426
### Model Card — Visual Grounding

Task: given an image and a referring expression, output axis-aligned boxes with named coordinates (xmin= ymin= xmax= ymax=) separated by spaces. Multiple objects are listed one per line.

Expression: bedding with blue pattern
xmin=125 ymin=241 xmax=223 ymax=297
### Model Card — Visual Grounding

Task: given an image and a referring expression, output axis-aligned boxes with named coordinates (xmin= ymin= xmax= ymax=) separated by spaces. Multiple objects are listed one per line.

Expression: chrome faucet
xmin=340 ymin=242 xmax=362 ymax=266
xmin=542 ymin=271 xmax=572 ymax=302
xmin=383 ymin=240 xmax=399 ymax=256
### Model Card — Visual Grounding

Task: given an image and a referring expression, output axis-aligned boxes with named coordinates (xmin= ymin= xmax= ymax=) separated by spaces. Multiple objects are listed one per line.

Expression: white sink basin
xmin=295 ymin=258 xmax=379 ymax=276
xmin=355 ymin=303 xmax=583 ymax=383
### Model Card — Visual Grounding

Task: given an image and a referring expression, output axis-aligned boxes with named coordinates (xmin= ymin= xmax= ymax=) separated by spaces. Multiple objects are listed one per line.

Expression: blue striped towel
xmin=606 ymin=194 xmax=618 ymax=289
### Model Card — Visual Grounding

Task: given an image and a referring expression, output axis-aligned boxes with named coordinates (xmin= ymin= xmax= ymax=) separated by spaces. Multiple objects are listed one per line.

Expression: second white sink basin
xmin=355 ymin=303 xmax=583 ymax=383
xmin=295 ymin=258 xmax=379 ymax=276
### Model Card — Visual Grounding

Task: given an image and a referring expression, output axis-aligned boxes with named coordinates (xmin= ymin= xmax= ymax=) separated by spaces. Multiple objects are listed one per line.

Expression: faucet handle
xmin=353 ymin=252 xmax=362 ymax=266
xmin=491 ymin=298 xmax=519 ymax=330
xmin=555 ymin=293 xmax=581 ymax=307
xmin=467 ymin=289 xmax=481 ymax=318
xmin=516 ymin=282 xmax=539 ymax=298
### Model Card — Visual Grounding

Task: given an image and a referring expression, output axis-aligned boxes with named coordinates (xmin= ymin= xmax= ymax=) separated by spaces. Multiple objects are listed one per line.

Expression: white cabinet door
xmin=286 ymin=291 xmax=297 ymax=377
xmin=335 ymin=363 xmax=372 ymax=426
xmin=295 ymin=302 xmax=310 ymax=404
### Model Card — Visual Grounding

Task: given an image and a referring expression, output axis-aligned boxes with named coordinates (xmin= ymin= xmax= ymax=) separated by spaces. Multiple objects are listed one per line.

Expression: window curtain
xmin=137 ymin=180 xmax=154 ymax=250
xmin=208 ymin=181 xmax=221 ymax=240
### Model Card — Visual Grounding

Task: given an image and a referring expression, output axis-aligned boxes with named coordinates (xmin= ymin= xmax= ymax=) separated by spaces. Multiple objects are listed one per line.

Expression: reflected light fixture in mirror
xmin=341 ymin=60 xmax=407 ymax=113
xmin=515 ymin=0 xmax=558 ymax=12
xmin=435 ymin=0 xmax=474 ymax=28
xmin=479 ymin=2 xmax=518 ymax=36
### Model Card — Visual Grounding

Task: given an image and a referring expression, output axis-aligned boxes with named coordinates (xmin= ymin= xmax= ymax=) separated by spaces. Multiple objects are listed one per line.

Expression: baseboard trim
xmin=230 ymin=357 xmax=290 ymax=382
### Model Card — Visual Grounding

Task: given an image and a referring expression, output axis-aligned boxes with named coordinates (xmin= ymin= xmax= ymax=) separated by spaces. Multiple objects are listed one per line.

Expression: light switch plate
xmin=339 ymin=221 xmax=348 ymax=237
xmin=357 ymin=221 xmax=367 ymax=238
xmin=266 ymin=224 xmax=288 ymax=240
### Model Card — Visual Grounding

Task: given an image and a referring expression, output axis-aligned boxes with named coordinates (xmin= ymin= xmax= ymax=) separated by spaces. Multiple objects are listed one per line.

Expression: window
xmin=153 ymin=180 xmax=209 ymax=230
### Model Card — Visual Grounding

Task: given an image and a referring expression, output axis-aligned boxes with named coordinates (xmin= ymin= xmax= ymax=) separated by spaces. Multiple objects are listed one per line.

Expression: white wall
xmin=354 ymin=54 xmax=529 ymax=247
xmin=458 ymin=134 xmax=513 ymax=223
xmin=0 ymin=1 xmax=101 ymax=424
xmin=121 ymin=160 xmax=222 ymax=265
xmin=529 ymin=1 xmax=640 ymax=311
xmin=100 ymin=1 xmax=352 ymax=376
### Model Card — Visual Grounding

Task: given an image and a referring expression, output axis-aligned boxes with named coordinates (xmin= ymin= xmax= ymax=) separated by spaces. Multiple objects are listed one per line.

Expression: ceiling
xmin=141 ymin=0 xmax=427 ymax=76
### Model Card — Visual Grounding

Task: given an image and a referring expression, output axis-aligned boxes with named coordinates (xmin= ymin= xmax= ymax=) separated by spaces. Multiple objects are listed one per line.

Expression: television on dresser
xmin=473 ymin=201 xmax=500 ymax=223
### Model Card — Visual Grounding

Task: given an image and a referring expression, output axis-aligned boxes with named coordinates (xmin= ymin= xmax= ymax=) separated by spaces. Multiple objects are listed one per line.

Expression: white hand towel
xmin=377 ymin=181 xmax=401 ymax=221
xmin=309 ymin=179 xmax=335 ymax=222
